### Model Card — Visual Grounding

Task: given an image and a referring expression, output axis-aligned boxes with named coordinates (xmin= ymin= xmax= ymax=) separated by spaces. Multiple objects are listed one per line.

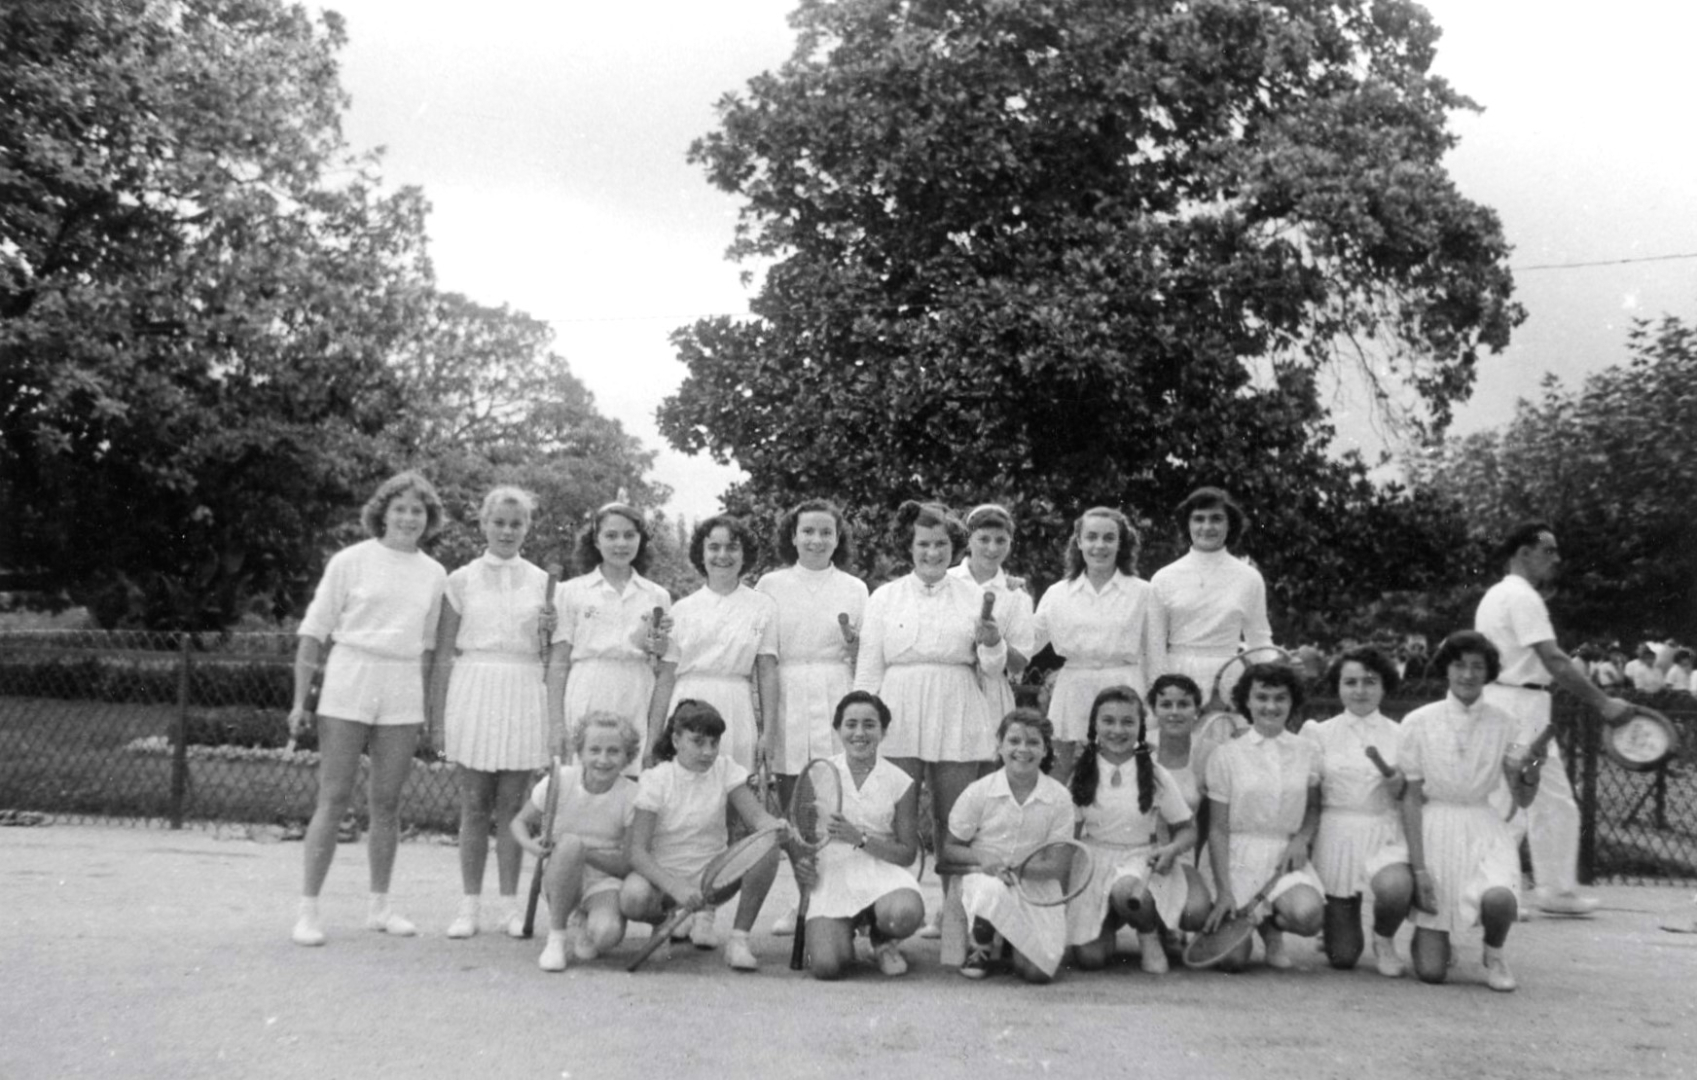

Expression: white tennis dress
xmin=806 ymin=755 xmax=922 ymax=919
xmin=755 ymin=566 xmax=867 ymax=774
xmin=1066 ymin=759 xmax=1195 ymax=944
xmin=949 ymin=770 xmax=1073 ymax=976
xmin=442 ymin=553 xmax=550 ymax=770
xmin=1300 ymin=710 xmax=1409 ymax=898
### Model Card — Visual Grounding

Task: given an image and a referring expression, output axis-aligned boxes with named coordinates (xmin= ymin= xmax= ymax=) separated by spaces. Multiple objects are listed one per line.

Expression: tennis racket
xmin=539 ymin=563 xmax=562 ymax=681
xmin=646 ymin=605 xmax=665 ymax=672
xmin=788 ymin=758 xmax=845 ymax=970
xmin=999 ymin=838 xmax=1094 ymax=907
xmin=285 ymin=644 xmax=329 ymax=754
xmin=1184 ymin=873 xmax=1279 ymax=969
xmin=522 ymin=756 xmax=563 ymax=938
xmin=1199 ymin=646 xmax=1294 ymax=744
xmin=627 ymin=826 xmax=784 ymax=972
xmin=1604 ymin=705 xmax=1680 ymax=772
xmin=980 ymin=591 xmax=997 ymax=622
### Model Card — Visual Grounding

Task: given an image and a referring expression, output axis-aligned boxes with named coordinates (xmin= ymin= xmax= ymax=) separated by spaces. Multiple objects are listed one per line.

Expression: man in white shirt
xmin=1625 ymin=644 xmax=1665 ymax=693
xmin=1475 ymin=521 xmax=1637 ymax=916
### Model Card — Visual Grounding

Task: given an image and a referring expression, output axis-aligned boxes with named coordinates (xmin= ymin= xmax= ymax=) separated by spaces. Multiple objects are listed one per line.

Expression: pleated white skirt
xmin=444 ymin=651 xmax=548 ymax=770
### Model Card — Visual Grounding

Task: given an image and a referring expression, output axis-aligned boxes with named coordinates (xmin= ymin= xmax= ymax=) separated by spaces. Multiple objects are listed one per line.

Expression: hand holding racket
xmin=538 ymin=563 xmax=562 ymax=680
xmin=788 ymin=758 xmax=844 ymax=970
xmin=522 ymin=756 xmax=564 ymax=938
xmin=996 ymin=839 xmax=1093 ymax=907
xmin=628 ymin=826 xmax=784 ymax=972
xmin=836 ymin=612 xmax=858 ymax=652
xmin=1604 ymin=703 xmax=1680 ymax=771
xmin=1186 ymin=874 xmax=1279 ymax=968
xmin=284 ymin=663 xmax=326 ymax=754
xmin=1410 ymin=867 xmax=1439 ymax=914
xmin=1363 ymin=745 xmax=1408 ymax=799
xmin=974 ymin=591 xmax=1001 ymax=648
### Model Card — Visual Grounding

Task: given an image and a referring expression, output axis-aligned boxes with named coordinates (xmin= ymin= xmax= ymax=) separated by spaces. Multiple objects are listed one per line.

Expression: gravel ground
xmin=3 ymin=824 xmax=1695 ymax=1080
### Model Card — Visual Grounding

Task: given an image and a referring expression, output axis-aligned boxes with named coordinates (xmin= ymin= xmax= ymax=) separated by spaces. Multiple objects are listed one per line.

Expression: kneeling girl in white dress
xmin=1203 ymin=663 xmax=1325 ymax=972
xmin=944 ymin=709 xmax=1075 ymax=983
xmin=799 ymin=691 xmax=924 ymax=979
xmin=511 ymin=711 xmax=640 ymax=971
xmin=1066 ymin=687 xmax=1208 ymax=974
xmin=1399 ymin=631 xmax=1541 ymax=993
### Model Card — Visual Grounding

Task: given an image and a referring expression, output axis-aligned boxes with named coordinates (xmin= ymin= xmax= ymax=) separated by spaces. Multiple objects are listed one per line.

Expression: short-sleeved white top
xmin=634 ymin=756 xmax=751 ymax=877
xmin=298 ymin=538 xmax=446 ymax=658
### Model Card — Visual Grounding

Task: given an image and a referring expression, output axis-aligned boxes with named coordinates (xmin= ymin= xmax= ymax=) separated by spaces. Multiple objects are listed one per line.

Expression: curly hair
xmin=571 ymin=710 xmax=641 ymax=762
xmin=1063 ymin=506 xmax=1139 ymax=580
xmin=361 ymin=471 xmax=445 ymax=541
xmin=1325 ymin=646 xmax=1401 ymax=699
xmin=1175 ymin=486 xmax=1247 ymax=550
xmin=892 ymin=500 xmax=967 ymax=557
xmin=833 ymin=690 xmax=892 ymax=731
xmin=688 ymin=514 xmax=760 ymax=577
xmin=995 ymin=707 xmax=1056 ymax=774
xmin=775 ymin=499 xmax=854 ymax=570
xmin=1430 ymin=630 xmax=1502 ymax=684
xmin=1230 ymin=662 xmax=1306 ymax=722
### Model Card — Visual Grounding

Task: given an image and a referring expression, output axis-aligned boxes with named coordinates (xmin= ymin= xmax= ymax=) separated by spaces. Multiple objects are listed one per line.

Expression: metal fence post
xmin=170 ymin=632 xmax=190 ymax=829
xmin=1576 ymin=700 xmax=1599 ymax=886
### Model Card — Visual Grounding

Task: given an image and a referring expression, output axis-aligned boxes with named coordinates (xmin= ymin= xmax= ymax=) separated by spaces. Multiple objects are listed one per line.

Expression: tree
xmin=659 ymin=0 xmax=1518 ymax=633
xmin=1407 ymin=313 xmax=1697 ymax=643
xmin=384 ymin=291 xmax=667 ymax=575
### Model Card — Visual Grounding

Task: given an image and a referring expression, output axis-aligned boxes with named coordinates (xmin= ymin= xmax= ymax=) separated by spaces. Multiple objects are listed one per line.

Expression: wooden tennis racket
xmin=285 ymin=644 xmax=329 ymax=754
xmin=1184 ymin=873 xmax=1279 ymax=968
xmin=788 ymin=758 xmax=844 ymax=970
xmin=980 ymin=591 xmax=997 ymax=622
xmin=627 ymin=826 xmax=784 ymax=972
xmin=1198 ymin=646 xmax=1294 ymax=744
xmin=539 ymin=563 xmax=562 ymax=681
xmin=521 ymin=755 xmax=563 ymax=938
xmin=646 ymin=605 xmax=665 ymax=672
xmin=1604 ymin=705 xmax=1680 ymax=772
xmin=1000 ymin=838 xmax=1094 ymax=907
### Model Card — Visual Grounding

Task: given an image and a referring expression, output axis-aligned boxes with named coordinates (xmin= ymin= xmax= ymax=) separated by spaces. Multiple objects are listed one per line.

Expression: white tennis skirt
xmin=807 ymin=843 xmax=922 ymax=920
xmin=670 ymin=671 xmax=758 ymax=773
xmin=1413 ymin=801 xmax=1521 ymax=935
xmin=1065 ymin=840 xmax=1192 ymax=944
xmin=1311 ymin=808 xmax=1409 ymax=898
xmin=772 ymin=660 xmax=852 ymax=775
xmin=1219 ymin=832 xmax=1324 ymax=925
xmin=876 ymin=662 xmax=997 ymax=763
xmin=960 ymin=872 xmax=1067 ymax=976
xmin=564 ymin=658 xmax=656 ymax=768
xmin=1048 ymin=664 xmax=1144 ymax=743
xmin=444 ymin=651 xmax=548 ymax=771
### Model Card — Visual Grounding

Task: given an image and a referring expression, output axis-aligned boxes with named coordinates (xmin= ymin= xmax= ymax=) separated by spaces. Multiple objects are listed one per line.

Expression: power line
xmin=1512 ymin=251 xmax=1697 ymax=272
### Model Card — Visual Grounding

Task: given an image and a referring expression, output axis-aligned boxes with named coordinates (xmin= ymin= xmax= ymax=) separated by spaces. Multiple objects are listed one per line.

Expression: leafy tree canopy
xmin=659 ymin=0 xmax=1517 ymax=634
xmin=1407 ymin=314 xmax=1697 ymax=643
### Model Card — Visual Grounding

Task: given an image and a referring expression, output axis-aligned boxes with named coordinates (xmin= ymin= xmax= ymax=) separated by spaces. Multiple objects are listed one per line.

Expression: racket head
xmin=1009 ymin=839 xmax=1094 ymax=907
xmin=1605 ymin=708 xmax=1679 ymax=772
xmin=1182 ymin=913 xmax=1258 ymax=968
xmin=700 ymin=826 xmax=783 ymax=905
xmin=787 ymin=758 xmax=843 ymax=852
xmin=1208 ymin=646 xmax=1295 ymax=714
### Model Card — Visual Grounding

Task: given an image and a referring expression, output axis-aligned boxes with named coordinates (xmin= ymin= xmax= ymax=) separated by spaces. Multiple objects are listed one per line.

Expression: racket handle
xmin=1364 ymin=746 xmax=1395 ymax=778
xmin=837 ymin=612 xmax=853 ymax=641
xmin=980 ymin=592 xmax=996 ymax=621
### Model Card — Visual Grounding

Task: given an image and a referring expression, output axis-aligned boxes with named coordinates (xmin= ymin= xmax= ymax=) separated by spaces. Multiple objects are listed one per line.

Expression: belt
xmin=1494 ymin=682 xmax=1550 ymax=692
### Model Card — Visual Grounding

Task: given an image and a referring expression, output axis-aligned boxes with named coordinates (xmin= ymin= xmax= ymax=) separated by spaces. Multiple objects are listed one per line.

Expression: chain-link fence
xmin=0 ymin=630 xmax=459 ymax=834
xmin=2 ymin=632 xmax=1693 ymax=883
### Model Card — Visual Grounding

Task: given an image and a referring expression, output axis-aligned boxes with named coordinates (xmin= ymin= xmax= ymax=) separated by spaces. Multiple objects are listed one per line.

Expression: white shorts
xmin=318 ymin=645 xmax=426 ymax=726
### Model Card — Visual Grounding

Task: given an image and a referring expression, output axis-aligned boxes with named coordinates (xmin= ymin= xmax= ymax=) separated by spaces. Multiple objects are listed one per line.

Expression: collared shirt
xmin=634 ymin=755 xmax=750 ymax=878
xmin=1076 ymin=759 xmax=1193 ymax=847
xmin=662 ymin=583 xmax=778 ymax=678
xmin=444 ymin=552 xmax=551 ymax=654
xmin=948 ymin=563 xmax=1036 ymax=658
xmin=755 ymin=564 xmax=868 ymax=667
xmin=1031 ymin=570 xmax=1165 ymax=672
xmin=1475 ymin=573 xmax=1555 ymax=687
xmin=947 ymin=768 xmax=1072 ymax=863
xmin=551 ymin=567 xmax=672 ymax=662
xmin=1398 ymin=693 xmax=1517 ymax=807
xmin=852 ymin=573 xmax=1007 ymax=692
xmin=1300 ymin=710 xmax=1402 ymax=815
xmin=1204 ymin=729 xmax=1319 ymax=837
xmin=1149 ymin=547 xmax=1272 ymax=654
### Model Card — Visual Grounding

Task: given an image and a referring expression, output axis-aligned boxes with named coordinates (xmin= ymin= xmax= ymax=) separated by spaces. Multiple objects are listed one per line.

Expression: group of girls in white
xmin=288 ymin=474 xmax=1546 ymax=992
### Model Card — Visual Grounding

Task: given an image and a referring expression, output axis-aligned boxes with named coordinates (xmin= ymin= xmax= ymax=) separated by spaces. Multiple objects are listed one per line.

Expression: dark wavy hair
xmin=833 ymin=689 xmax=892 ymax=731
xmin=1325 ymin=646 xmax=1401 ymax=698
xmin=1430 ymin=630 xmax=1502 ymax=684
xmin=650 ymin=699 xmax=727 ymax=763
xmin=688 ymin=514 xmax=760 ymax=577
xmin=775 ymin=499 xmax=854 ymax=570
xmin=1175 ymin=487 xmax=1247 ymax=550
xmin=1070 ymin=686 xmax=1157 ymax=814
xmin=1493 ymin=520 xmax=1555 ymax=568
xmin=360 ymin=471 xmax=445 ymax=540
xmin=995 ymin=707 xmax=1056 ymax=773
xmin=963 ymin=503 xmax=1016 ymax=535
xmin=1230 ymin=662 xmax=1306 ymax=721
xmin=892 ymin=500 xmax=967 ymax=557
xmin=1063 ymin=507 xmax=1139 ymax=580
xmin=1146 ymin=673 xmax=1204 ymax=711
xmin=576 ymin=502 xmax=652 ymax=575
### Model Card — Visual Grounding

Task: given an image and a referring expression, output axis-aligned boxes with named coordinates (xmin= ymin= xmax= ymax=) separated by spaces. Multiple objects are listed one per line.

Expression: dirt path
xmin=3 ymin=825 xmax=1694 ymax=1080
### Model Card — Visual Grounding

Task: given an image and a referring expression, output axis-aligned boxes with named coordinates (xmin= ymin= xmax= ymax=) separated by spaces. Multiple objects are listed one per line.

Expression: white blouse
xmin=551 ymin=567 xmax=672 ymax=662
xmin=445 ymin=553 xmax=552 ymax=654
xmin=1031 ymin=571 xmax=1165 ymax=672
xmin=1149 ymin=548 xmax=1272 ymax=653
xmin=298 ymin=539 xmax=446 ymax=659
xmin=662 ymin=584 xmax=778 ymax=677
xmin=1300 ymin=710 xmax=1403 ymax=816
xmin=1076 ymin=760 xmax=1193 ymax=847
xmin=755 ymin=565 xmax=867 ymax=668
xmin=947 ymin=564 xmax=1036 ymax=659
xmin=852 ymin=574 xmax=1008 ymax=690
xmin=1204 ymin=730 xmax=1319 ymax=837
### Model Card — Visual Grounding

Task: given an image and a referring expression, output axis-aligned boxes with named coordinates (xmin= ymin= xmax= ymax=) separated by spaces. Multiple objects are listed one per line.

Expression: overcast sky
xmin=321 ymin=0 xmax=1697 ymax=518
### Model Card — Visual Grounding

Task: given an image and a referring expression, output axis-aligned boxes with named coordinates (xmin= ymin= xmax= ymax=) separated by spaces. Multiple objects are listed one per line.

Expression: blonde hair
xmin=479 ymin=485 xmax=537 ymax=523
xmin=572 ymin=710 xmax=641 ymax=761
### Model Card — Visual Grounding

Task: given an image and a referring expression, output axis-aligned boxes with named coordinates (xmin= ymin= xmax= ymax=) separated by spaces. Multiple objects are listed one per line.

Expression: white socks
xmin=365 ymin=894 xmax=417 ymax=936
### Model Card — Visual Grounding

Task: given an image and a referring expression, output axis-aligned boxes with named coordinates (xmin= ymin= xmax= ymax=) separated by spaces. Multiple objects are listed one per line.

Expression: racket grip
xmin=837 ymin=612 xmax=853 ymax=639
xmin=1364 ymin=746 xmax=1395 ymax=778
xmin=980 ymin=592 xmax=996 ymax=621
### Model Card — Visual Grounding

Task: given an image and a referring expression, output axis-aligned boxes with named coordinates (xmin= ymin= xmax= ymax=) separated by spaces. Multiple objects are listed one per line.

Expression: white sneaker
xmin=292 ymin=913 xmax=326 ymax=947
xmin=366 ymin=910 xmax=418 ymax=937
xmin=503 ymin=910 xmax=527 ymax=939
xmin=772 ymin=907 xmax=799 ymax=936
xmin=690 ymin=908 xmax=720 ymax=950
xmin=539 ymin=934 xmax=569 ymax=972
xmin=1372 ymin=934 xmax=1405 ymax=978
xmin=446 ymin=898 xmax=479 ymax=939
xmin=1482 ymin=946 xmax=1517 ymax=992
xmin=725 ymin=931 xmax=758 ymax=971
xmin=1261 ymin=928 xmax=1292 ymax=970
xmin=874 ymin=942 xmax=908 ymax=977
xmin=1138 ymin=932 xmax=1169 ymax=974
